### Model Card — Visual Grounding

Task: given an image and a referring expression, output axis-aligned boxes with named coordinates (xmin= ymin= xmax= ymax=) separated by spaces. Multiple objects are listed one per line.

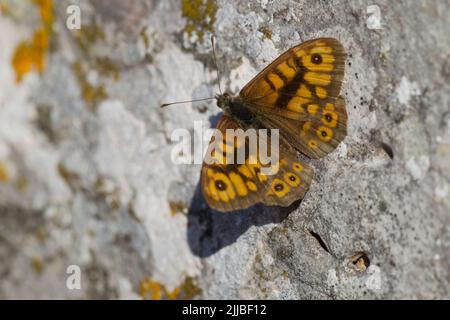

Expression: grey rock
xmin=0 ymin=0 xmax=448 ymax=299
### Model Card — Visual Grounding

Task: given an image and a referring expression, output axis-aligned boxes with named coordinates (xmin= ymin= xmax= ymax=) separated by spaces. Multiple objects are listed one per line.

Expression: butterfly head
xmin=216 ymin=92 xmax=233 ymax=111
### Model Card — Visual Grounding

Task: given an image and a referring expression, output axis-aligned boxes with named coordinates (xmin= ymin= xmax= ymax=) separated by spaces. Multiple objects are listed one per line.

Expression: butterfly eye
xmin=311 ymin=54 xmax=322 ymax=64
xmin=274 ymin=183 xmax=284 ymax=191
xmin=215 ymin=180 xmax=227 ymax=191
xmin=293 ymin=162 xmax=303 ymax=172
xmin=284 ymin=172 xmax=301 ymax=187
xmin=321 ymin=111 xmax=338 ymax=127
xmin=317 ymin=126 xmax=333 ymax=142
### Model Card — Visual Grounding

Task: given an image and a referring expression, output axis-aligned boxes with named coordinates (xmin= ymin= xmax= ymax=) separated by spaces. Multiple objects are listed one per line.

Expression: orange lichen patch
xmin=165 ymin=287 xmax=181 ymax=300
xmin=140 ymin=278 xmax=180 ymax=300
xmin=140 ymin=278 xmax=164 ymax=300
xmin=139 ymin=276 xmax=201 ymax=300
xmin=0 ymin=161 xmax=9 ymax=183
xmin=11 ymin=0 xmax=53 ymax=82
xmin=34 ymin=0 xmax=53 ymax=27
xmin=12 ymin=38 xmax=40 ymax=83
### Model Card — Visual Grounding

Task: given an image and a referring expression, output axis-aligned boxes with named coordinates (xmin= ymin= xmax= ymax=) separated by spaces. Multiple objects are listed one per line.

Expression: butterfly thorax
xmin=216 ymin=93 xmax=254 ymax=125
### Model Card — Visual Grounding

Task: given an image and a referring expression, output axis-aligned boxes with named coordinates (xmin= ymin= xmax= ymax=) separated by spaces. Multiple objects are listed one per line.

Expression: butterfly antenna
xmin=161 ymin=36 xmax=222 ymax=109
xmin=160 ymin=97 xmax=215 ymax=108
xmin=211 ymin=35 xmax=223 ymax=95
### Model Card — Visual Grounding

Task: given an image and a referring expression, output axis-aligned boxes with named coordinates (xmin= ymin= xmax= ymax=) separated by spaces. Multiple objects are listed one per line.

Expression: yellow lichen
xmin=11 ymin=0 xmax=53 ymax=82
xmin=31 ymin=256 xmax=43 ymax=274
xmin=139 ymin=276 xmax=201 ymax=300
xmin=140 ymin=278 xmax=164 ymax=300
xmin=139 ymin=28 xmax=158 ymax=64
xmin=259 ymin=26 xmax=273 ymax=40
xmin=34 ymin=0 xmax=53 ymax=27
xmin=15 ymin=176 xmax=29 ymax=192
xmin=74 ymin=23 xmax=105 ymax=53
xmin=57 ymin=162 xmax=79 ymax=185
xmin=0 ymin=161 xmax=9 ymax=183
xmin=169 ymin=201 xmax=187 ymax=216
xmin=94 ymin=57 xmax=120 ymax=81
xmin=140 ymin=28 xmax=150 ymax=50
xmin=166 ymin=287 xmax=181 ymax=300
xmin=182 ymin=0 xmax=217 ymax=42
xmin=179 ymin=276 xmax=202 ymax=299
xmin=71 ymin=23 xmax=121 ymax=110
xmin=71 ymin=60 xmax=108 ymax=111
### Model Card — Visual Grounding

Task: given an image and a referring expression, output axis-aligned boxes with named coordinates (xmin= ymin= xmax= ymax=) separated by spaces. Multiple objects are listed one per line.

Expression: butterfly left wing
xmin=240 ymin=38 xmax=347 ymax=159
xmin=201 ymin=115 xmax=314 ymax=212
xmin=200 ymin=115 xmax=264 ymax=212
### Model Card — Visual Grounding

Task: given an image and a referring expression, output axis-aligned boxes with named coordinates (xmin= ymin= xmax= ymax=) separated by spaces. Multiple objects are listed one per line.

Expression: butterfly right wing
xmin=240 ymin=38 xmax=347 ymax=159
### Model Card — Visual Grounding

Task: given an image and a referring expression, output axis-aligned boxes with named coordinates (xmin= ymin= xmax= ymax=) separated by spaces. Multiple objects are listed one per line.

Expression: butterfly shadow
xmin=186 ymin=184 xmax=300 ymax=258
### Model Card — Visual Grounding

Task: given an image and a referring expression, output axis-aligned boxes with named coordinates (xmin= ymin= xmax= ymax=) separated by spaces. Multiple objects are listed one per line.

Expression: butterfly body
xmin=217 ymin=93 xmax=255 ymax=126
xmin=200 ymin=38 xmax=348 ymax=212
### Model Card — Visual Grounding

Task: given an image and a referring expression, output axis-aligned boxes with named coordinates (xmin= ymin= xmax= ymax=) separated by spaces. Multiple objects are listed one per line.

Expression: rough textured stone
xmin=0 ymin=0 xmax=449 ymax=299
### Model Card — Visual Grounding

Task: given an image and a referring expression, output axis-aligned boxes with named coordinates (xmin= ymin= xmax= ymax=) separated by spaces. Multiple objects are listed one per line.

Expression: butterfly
xmin=191 ymin=38 xmax=346 ymax=212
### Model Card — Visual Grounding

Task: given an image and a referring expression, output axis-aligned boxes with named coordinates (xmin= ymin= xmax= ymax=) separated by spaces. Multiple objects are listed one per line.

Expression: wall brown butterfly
xmin=166 ymin=38 xmax=347 ymax=212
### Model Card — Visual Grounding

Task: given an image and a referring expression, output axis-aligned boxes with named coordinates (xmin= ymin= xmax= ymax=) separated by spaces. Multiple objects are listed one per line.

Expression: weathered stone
xmin=0 ymin=0 xmax=448 ymax=299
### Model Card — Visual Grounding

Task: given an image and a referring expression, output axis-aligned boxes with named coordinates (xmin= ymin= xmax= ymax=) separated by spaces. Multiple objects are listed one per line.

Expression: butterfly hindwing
xmin=259 ymin=147 xmax=314 ymax=207
xmin=240 ymin=38 xmax=347 ymax=159
xmin=200 ymin=115 xmax=314 ymax=211
xmin=200 ymin=116 xmax=263 ymax=211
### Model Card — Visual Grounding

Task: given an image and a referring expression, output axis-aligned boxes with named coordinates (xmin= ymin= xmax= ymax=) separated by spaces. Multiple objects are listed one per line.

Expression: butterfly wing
xmin=240 ymin=38 xmax=347 ymax=159
xmin=201 ymin=115 xmax=314 ymax=212
xmin=261 ymin=97 xmax=347 ymax=159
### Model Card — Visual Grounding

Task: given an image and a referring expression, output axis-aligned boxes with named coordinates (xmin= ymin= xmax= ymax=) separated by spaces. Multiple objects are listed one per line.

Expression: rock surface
xmin=0 ymin=0 xmax=449 ymax=299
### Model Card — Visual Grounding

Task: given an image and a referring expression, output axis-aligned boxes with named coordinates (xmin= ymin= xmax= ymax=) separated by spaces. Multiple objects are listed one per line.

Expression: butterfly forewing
xmin=240 ymin=38 xmax=347 ymax=159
